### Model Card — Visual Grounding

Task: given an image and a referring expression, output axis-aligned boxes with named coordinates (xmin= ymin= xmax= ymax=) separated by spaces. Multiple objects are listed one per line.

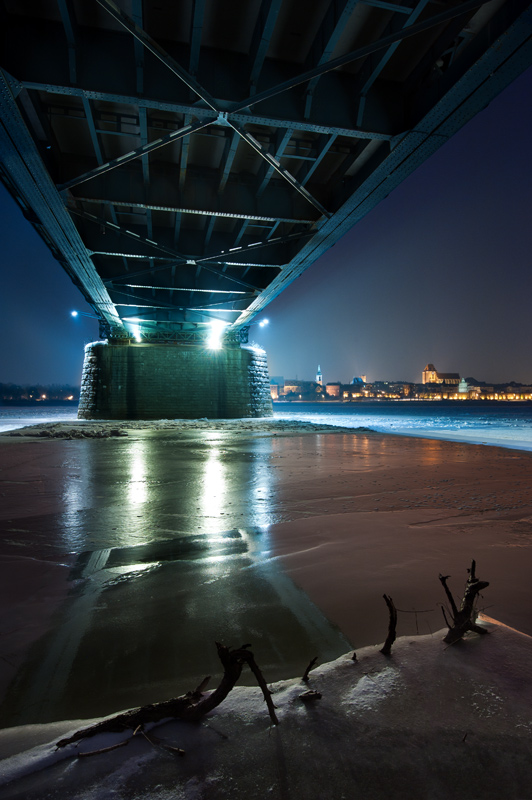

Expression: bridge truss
xmin=1 ymin=0 xmax=531 ymax=341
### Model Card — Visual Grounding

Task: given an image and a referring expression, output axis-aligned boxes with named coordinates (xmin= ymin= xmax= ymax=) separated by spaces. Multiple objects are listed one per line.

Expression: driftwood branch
xmin=380 ymin=594 xmax=397 ymax=656
xmin=438 ymin=560 xmax=489 ymax=644
xmin=302 ymin=657 xmax=318 ymax=683
xmin=57 ymin=642 xmax=277 ymax=748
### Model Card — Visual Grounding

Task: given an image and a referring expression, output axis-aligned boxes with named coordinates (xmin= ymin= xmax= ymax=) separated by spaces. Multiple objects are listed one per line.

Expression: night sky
xmin=1 ymin=66 xmax=531 ymax=388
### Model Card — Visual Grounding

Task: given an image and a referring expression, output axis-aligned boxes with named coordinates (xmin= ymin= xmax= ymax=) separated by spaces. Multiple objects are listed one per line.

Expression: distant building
xmin=269 ymin=375 xmax=284 ymax=400
xmin=422 ymin=363 xmax=460 ymax=385
xmin=284 ymin=380 xmax=305 ymax=395
xmin=316 ymin=365 xmax=323 ymax=386
xmin=325 ymin=383 xmax=341 ymax=397
xmin=422 ymin=364 xmax=438 ymax=383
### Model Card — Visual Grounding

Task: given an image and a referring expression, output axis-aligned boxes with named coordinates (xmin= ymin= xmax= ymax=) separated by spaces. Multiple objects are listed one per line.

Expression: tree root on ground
xmin=56 ymin=642 xmax=278 ymax=749
xmin=439 ymin=560 xmax=489 ymax=644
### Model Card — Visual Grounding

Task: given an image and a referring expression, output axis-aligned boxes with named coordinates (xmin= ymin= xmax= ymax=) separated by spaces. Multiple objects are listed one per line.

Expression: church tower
xmin=316 ymin=365 xmax=323 ymax=385
xmin=422 ymin=364 xmax=438 ymax=384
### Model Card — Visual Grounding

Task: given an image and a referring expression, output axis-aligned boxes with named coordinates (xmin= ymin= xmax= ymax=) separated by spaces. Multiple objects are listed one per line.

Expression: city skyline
xmin=1 ymin=67 xmax=531 ymax=387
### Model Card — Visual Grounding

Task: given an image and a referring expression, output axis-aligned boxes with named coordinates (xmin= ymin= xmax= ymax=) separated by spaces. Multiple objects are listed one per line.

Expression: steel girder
xmin=0 ymin=0 xmax=531 ymax=339
xmin=235 ymin=1 xmax=532 ymax=325
xmin=0 ymin=69 xmax=122 ymax=332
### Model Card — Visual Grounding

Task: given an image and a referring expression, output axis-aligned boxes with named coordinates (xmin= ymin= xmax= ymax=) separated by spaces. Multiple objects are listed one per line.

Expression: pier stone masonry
xmin=78 ymin=341 xmax=273 ymax=420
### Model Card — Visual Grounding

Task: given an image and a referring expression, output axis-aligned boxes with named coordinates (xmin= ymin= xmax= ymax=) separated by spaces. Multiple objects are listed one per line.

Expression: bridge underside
xmin=1 ymin=0 xmax=531 ymax=417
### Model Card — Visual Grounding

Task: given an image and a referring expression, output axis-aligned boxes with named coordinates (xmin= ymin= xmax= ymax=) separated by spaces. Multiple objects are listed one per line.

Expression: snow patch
xmin=343 ymin=665 xmax=400 ymax=712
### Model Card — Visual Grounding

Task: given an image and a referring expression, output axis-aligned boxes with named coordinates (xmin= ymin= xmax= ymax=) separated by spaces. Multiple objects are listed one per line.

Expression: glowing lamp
xmin=130 ymin=325 xmax=142 ymax=343
xmin=207 ymin=320 xmax=227 ymax=349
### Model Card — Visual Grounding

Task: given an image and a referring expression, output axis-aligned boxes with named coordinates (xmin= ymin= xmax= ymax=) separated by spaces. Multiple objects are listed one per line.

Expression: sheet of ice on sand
xmin=1 ymin=617 xmax=532 ymax=800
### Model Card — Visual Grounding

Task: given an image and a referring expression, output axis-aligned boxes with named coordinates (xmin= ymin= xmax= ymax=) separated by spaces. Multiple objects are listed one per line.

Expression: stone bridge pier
xmin=78 ymin=340 xmax=273 ymax=420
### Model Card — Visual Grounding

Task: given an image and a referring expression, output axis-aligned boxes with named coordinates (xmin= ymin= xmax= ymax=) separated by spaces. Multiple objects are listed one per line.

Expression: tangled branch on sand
xmin=56 ymin=562 xmax=490 ymax=752
xmin=439 ymin=560 xmax=489 ymax=644
xmin=56 ymin=642 xmax=278 ymax=749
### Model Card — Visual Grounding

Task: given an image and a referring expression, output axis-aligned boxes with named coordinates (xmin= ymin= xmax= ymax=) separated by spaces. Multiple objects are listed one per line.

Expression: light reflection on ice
xmin=128 ymin=440 xmax=148 ymax=506
xmin=199 ymin=436 xmax=227 ymax=532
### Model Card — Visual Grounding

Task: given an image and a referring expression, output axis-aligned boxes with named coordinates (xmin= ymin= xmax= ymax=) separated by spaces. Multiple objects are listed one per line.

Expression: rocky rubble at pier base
xmin=3 ymin=419 xmax=371 ymax=439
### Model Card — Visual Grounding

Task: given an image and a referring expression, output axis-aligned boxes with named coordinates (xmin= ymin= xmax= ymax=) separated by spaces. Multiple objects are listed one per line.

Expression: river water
xmin=2 ymin=401 xmax=532 ymax=726
xmin=274 ymin=400 xmax=532 ymax=452
xmin=3 ymin=401 xmax=532 ymax=451
xmin=0 ymin=407 xmax=78 ymax=433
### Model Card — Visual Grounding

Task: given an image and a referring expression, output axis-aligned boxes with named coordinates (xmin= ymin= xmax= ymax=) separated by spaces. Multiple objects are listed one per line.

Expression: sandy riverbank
xmin=1 ymin=617 xmax=532 ymax=799
xmin=2 ymin=422 xmax=532 ymax=796
xmin=1 ymin=423 xmax=532 ymax=691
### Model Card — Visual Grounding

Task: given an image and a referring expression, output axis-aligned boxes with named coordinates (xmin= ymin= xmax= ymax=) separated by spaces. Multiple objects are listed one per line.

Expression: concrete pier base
xmin=78 ymin=341 xmax=273 ymax=420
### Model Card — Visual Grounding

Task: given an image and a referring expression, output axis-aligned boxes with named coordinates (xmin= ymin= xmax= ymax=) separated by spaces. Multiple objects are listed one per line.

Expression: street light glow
xmin=71 ymin=309 xmax=99 ymax=319
xmin=131 ymin=324 xmax=142 ymax=343
xmin=259 ymin=319 xmax=269 ymax=327
xmin=207 ymin=320 xmax=227 ymax=350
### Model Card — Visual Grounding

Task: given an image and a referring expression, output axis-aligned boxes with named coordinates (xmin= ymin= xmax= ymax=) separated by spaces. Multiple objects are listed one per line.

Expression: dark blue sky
xmin=0 ymin=183 xmax=97 ymax=385
xmin=253 ymin=65 xmax=532 ymax=385
xmin=1 ymin=66 xmax=531 ymax=386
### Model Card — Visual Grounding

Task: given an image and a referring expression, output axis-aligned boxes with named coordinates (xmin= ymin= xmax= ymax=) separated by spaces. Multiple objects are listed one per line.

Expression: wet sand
xmin=1 ymin=421 xmax=532 ymax=726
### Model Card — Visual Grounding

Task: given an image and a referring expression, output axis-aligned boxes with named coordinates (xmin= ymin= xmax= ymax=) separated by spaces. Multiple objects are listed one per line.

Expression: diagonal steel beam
xmin=105 ymin=256 xmax=284 ymax=285
xmin=123 ymin=284 xmax=253 ymax=295
xmin=0 ymin=69 xmax=121 ymax=330
xmin=303 ymin=0 xmax=359 ymax=120
xmin=300 ymin=133 xmax=337 ymax=186
xmin=197 ymin=228 xmax=315 ymax=264
xmin=131 ymin=0 xmax=145 ymax=94
xmin=109 ymin=287 xmax=199 ymax=312
xmin=249 ymin=0 xmax=284 ymax=91
xmin=92 ymin=3 xmax=333 ymax=216
xmin=229 ymin=121 xmax=330 ymax=218
xmin=80 ymin=95 xmax=130 ymax=274
xmin=203 ymin=215 xmax=217 ymax=253
xmin=189 ymin=0 xmax=206 ymax=76
xmin=69 ymin=207 xmax=189 ymax=259
xmin=95 ymin=0 xmax=219 ymax=112
xmin=56 ymin=0 xmax=78 ymax=84
xmin=356 ymin=0 xmax=431 ymax=126
xmin=256 ymin=127 xmax=293 ymax=197
xmin=105 ymin=228 xmax=310 ymax=284
xmin=106 ymin=259 xmax=262 ymax=292
xmin=15 ymin=78 xmax=394 ymax=140
xmin=218 ymin=129 xmax=240 ymax=193
xmin=57 ymin=117 xmax=216 ymax=191
xmin=90 ymin=251 xmax=176 ymax=260
xmin=83 ymin=214 xmax=264 ymax=291
xmin=228 ymin=0 xmax=496 ymax=113
xmin=75 ymin=197 xmax=316 ymax=225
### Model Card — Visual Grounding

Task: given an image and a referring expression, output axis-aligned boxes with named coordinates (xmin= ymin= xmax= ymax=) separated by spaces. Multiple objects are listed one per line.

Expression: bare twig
xmin=194 ymin=676 xmax=211 ymax=693
xmin=380 ymin=594 xmax=397 ymax=656
xmin=302 ymin=657 xmax=318 ymax=683
xmin=438 ymin=574 xmax=459 ymax=619
xmin=78 ymin=739 xmax=129 ymax=758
